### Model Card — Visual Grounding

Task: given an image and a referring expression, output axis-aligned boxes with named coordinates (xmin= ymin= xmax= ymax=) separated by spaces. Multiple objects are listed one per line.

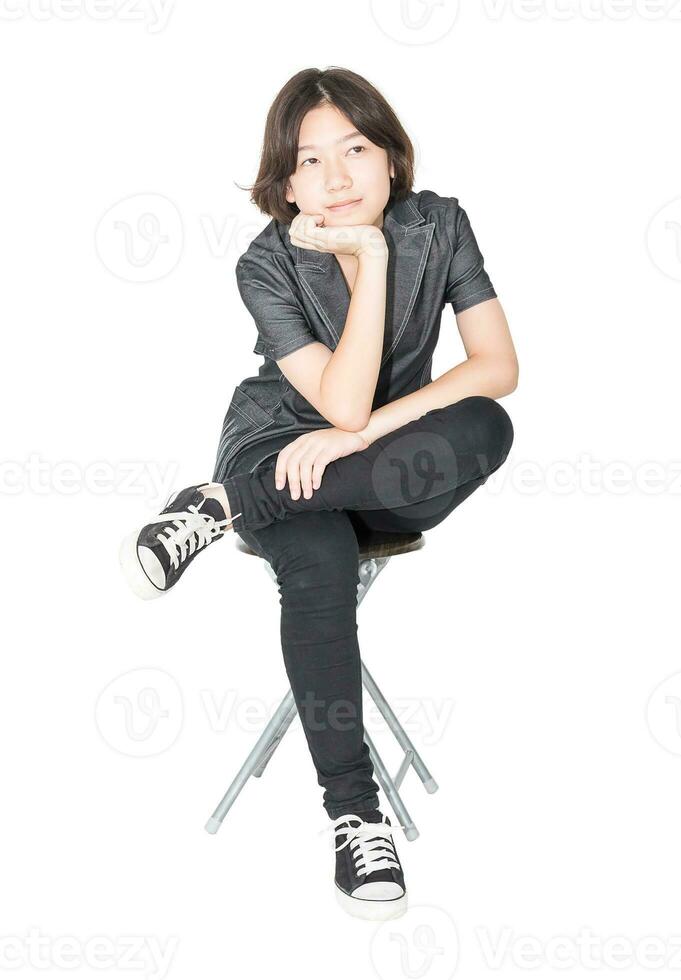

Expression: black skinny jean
xmin=221 ymin=396 xmax=514 ymax=820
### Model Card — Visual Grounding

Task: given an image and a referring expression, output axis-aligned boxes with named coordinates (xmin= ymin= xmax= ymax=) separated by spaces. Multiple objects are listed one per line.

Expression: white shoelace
xmin=319 ymin=813 xmax=402 ymax=877
xmin=155 ymin=501 xmax=241 ymax=570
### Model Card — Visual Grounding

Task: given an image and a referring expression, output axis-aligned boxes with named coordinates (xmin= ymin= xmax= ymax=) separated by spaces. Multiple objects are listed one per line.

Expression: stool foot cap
xmin=204 ymin=817 xmax=221 ymax=834
xmin=424 ymin=777 xmax=439 ymax=794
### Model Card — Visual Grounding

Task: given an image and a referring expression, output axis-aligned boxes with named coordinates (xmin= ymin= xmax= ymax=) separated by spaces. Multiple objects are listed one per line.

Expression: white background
xmin=2 ymin=0 xmax=681 ymax=977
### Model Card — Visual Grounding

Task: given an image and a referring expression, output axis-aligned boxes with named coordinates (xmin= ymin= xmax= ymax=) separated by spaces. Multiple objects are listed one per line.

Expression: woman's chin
xmin=325 ymin=213 xmax=362 ymax=226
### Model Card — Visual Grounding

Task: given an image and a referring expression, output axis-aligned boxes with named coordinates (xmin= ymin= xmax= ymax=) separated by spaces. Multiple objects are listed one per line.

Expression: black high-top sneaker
xmin=331 ymin=809 xmax=407 ymax=920
xmin=118 ymin=483 xmax=241 ymax=600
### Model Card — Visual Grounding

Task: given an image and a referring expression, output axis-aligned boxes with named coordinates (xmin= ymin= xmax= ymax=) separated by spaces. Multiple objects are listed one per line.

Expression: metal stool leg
xmin=252 ymin=699 xmax=298 ymax=777
xmin=356 ymin=557 xmax=389 ymax=607
xmin=361 ymin=661 xmax=439 ymax=795
xmin=362 ymin=727 xmax=420 ymax=841
xmin=204 ymin=688 xmax=296 ymax=834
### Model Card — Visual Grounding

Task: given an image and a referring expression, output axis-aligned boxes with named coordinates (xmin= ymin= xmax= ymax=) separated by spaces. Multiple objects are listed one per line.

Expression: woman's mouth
xmin=327 ymin=198 xmax=362 ymax=212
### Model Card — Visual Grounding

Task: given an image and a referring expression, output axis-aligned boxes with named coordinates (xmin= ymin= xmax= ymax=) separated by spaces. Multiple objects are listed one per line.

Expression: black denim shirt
xmin=211 ymin=188 xmax=497 ymax=483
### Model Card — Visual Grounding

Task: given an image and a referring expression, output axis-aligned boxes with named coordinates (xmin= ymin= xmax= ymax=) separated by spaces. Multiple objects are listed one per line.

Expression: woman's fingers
xmin=274 ymin=436 xmax=328 ymax=499
xmin=286 ymin=451 xmax=310 ymax=500
xmin=279 ymin=445 xmax=303 ymax=499
xmin=298 ymin=450 xmax=330 ymax=497
xmin=290 ymin=230 xmax=327 ymax=252
xmin=275 ymin=442 xmax=306 ymax=496
xmin=290 ymin=214 xmax=328 ymax=252
xmin=298 ymin=452 xmax=317 ymax=499
xmin=290 ymin=236 xmax=325 ymax=253
xmin=289 ymin=232 xmax=324 ymax=251
xmin=312 ymin=458 xmax=327 ymax=491
xmin=287 ymin=463 xmax=301 ymax=500
xmin=290 ymin=213 xmax=322 ymax=239
xmin=280 ymin=450 xmax=321 ymax=500
xmin=291 ymin=222 xmax=363 ymax=257
xmin=274 ymin=449 xmax=290 ymax=491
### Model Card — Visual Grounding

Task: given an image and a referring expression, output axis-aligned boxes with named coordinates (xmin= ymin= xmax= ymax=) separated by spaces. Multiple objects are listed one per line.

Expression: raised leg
xmin=220 ymin=396 xmax=514 ymax=533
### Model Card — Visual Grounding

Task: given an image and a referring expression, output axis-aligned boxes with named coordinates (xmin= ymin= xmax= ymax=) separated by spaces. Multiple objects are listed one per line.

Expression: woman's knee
xmin=443 ymin=396 xmax=514 ymax=472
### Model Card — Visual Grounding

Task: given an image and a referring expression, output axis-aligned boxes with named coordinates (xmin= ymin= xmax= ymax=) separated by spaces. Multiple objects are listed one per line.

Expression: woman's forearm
xmin=356 ymin=354 xmax=518 ymax=446
xmin=319 ymin=250 xmax=388 ymax=430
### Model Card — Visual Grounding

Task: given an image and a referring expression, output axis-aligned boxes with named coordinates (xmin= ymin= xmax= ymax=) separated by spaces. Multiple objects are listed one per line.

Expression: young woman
xmin=119 ymin=66 xmax=518 ymax=921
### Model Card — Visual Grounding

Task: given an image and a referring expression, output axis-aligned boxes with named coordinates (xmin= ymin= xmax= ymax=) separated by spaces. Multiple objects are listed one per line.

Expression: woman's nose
xmin=325 ymin=167 xmax=352 ymax=192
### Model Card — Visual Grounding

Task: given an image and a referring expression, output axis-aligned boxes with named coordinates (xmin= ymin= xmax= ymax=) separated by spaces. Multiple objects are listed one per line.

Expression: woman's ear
xmin=285 ymin=183 xmax=296 ymax=205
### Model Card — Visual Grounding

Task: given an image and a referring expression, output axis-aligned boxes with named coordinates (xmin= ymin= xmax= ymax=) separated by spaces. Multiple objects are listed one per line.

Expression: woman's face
xmin=285 ymin=102 xmax=395 ymax=229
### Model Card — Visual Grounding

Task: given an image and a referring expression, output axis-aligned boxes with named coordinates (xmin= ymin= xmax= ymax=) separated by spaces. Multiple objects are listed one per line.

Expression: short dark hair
xmin=242 ymin=67 xmax=415 ymax=225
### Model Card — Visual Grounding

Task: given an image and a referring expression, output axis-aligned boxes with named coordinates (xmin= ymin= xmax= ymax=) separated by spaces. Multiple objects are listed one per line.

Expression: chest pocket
xmin=216 ymin=384 xmax=276 ymax=472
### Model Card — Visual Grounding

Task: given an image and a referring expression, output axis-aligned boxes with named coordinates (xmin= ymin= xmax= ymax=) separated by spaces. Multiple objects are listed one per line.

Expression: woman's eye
xmin=301 ymin=146 xmax=365 ymax=167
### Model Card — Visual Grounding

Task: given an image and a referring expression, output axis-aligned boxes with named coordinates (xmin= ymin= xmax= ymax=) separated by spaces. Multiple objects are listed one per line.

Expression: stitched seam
xmin=405 ymin=197 xmax=422 ymax=225
xmin=215 ymin=383 xmax=290 ymax=481
xmin=264 ymin=333 xmax=317 ymax=359
xmin=231 ymin=402 xmax=261 ymax=426
xmin=295 ymin=261 xmax=325 ymax=272
xmin=216 ymin=404 xmax=274 ymax=457
xmin=297 ymin=274 xmax=340 ymax=345
xmin=419 ymin=355 xmax=433 ymax=388
xmin=380 ymin=223 xmax=435 ymax=367
xmin=458 ymin=286 xmax=496 ymax=300
xmin=453 ymin=287 xmax=497 ymax=313
xmin=237 ymin=252 xmax=303 ymax=308
xmin=215 ymin=418 xmax=276 ymax=482
xmin=444 ymin=199 xmax=456 ymax=264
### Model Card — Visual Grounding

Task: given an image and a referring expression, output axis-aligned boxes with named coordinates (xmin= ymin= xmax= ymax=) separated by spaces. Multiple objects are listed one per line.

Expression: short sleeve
xmin=235 ymin=249 xmax=317 ymax=359
xmin=444 ymin=202 xmax=497 ymax=314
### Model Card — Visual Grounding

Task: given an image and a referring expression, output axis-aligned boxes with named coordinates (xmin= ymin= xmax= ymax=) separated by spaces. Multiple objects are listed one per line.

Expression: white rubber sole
xmin=118 ymin=529 xmax=165 ymax=600
xmin=334 ymin=883 xmax=407 ymax=921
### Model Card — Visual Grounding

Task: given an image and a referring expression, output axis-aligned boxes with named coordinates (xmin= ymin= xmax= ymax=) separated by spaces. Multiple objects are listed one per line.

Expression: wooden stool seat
xmin=235 ymin=527 xmax=424 ymax=561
